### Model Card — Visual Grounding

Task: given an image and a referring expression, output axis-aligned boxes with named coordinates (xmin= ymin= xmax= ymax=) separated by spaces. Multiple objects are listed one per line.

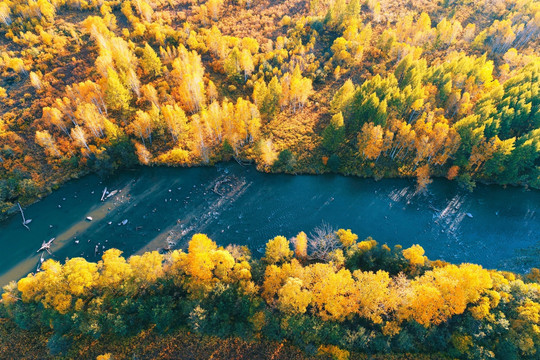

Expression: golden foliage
xmin=264 ymin=236 xmax=293 ymax=264
xmin=354 ymin=270 xmax=397 ymax=324
xmin=292 ymin=231 xmax=308 ymax=259
xmin=336 ymin=229 xmax=358 ymax=247
xmin=277 ymin=277 xmax=312 ymax=315
xmin=402 ymin=244 xmax=426 ymax=267
xmin=317 ymin=344 xmax=350 ymax=360
xmin=398 ymin=264 xmax=493 ymax=326
xmin=306 ymin=263 xmax=358 ymax=321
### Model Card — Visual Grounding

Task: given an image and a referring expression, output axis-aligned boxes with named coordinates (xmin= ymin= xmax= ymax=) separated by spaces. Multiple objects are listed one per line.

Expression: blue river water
xmin=1 ymin=163 xmax=539 ymax=285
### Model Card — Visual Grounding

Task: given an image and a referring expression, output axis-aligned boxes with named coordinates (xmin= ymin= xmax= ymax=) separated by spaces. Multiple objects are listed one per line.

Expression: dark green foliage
xmin=327 ymin=154 xmax=341 ymax=172
xmin=261 ymin=310 xmax=283 ymax=341
xmin=220 ymin=140 xmax=235 ymax=161
xmin=149 ymin=296 xmax=178 ymax=333
xmin=198 ymin=285 xmax=255 ymax=338
xmin=393 ymin=329 xmax=415 ymax=352
xmin=495 ymin=340 xmax=520 ymax=360
xmin=345 ymin=243 xmax=411 ymax=276
xmin=322 ymin=114 xmax=346 ymax=153
xmin=273 ymin=149 xmax=295 ymax=172
xmin=425 ymin=327 xmax=451 ymax=353
xmin=47 ymin=334 xmax=72 ymax=356
xmin=8 ymin=301 xmax=44 ymax=332
xmin=369 ymin=334 xmax=391 ymax=353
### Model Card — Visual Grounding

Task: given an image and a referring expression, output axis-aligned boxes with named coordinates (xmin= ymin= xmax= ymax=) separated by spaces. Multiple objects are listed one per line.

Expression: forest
xmin=0 ymin=0 xmax=538 ymax=219
xmin=1 ymin=229 xmax=540 ymax=359
xmin=0 ymin=0 xmax=539 ymax=358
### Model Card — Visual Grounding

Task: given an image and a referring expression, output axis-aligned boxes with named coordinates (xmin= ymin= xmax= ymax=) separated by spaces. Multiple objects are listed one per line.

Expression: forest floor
xmin=0 ymin=318 xmax=448 ymax=360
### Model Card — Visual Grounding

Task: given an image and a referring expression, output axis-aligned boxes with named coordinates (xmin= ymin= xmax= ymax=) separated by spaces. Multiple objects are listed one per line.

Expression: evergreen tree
xmin=322 ymin=112 xmax=346 ymax=153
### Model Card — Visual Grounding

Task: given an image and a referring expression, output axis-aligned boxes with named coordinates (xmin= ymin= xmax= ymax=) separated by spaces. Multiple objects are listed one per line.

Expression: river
xmin=1 ymin=163 xmax=539 ymax=285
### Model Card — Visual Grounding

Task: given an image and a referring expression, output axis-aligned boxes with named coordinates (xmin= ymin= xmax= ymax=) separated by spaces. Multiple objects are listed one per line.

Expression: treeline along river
xmin=1 ymin=163 xmax=539 ymax=285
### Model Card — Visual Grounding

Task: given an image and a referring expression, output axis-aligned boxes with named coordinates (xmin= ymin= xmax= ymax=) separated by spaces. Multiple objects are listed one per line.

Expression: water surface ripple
xmin=1 ymin=163 xmax=539 ymax=284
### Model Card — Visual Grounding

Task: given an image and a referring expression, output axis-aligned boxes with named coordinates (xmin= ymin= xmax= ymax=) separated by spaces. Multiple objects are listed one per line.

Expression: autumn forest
xmin=0 ymin=0 xmax=539 ymax=358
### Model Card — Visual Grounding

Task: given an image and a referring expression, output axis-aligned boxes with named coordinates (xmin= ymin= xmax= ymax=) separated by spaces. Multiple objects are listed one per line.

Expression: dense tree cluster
xmin=1 ymin=230 xmax=539 ymax=359
xmin=330 ymin=54 xmax=539 ymax=190
xmin=0 ymin=0 xmax=539 ymax=217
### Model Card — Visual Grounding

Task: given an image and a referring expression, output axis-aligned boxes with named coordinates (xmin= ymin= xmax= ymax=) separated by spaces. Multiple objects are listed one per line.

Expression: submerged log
xmin=234 ymin=156 xmax=254 ymax=167
xmin=213 ymin=177 xmax=232 ymax=196
xmin=17 ymin=202 xmax=30 ymax=230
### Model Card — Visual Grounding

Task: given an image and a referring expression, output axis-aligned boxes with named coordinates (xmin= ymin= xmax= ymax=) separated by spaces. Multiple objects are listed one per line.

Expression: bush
xmin=273 ymin=149 xmax=295 ymax=172
xmin=327 ymin=154 xmax=341 ymax=172
xmin=47 ymin=334 xmax=72 ymax=356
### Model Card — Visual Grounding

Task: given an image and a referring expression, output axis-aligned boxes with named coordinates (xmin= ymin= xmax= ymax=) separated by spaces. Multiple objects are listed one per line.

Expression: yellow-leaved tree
xmin=336 ymin=229 xmax=358 ymax=247
xmin=264 ymin=236 xmax=293 ymax=264
xmin=398 ymin=264 xmax=493 ymax=326
xmin=293 ymin=231 xmax=308 ymax=259
xmin=305 ymin=263 xmax=359 ymax=322
xmin=97 ymin=249 xmax=133 ymax=291
xmin=277 ymin=277 xmax=312 ymax=315
xmin=402 ymin=244 xmax=427 ymax=267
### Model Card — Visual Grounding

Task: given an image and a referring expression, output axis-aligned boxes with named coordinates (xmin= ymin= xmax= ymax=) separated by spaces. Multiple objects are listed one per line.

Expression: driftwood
xmin=101 ymin=187 xmax=108 ymax=201
xmin=36 ymin=252 xmax=45 ymax=272
xmin=37 ymin=238 xmax=55 ymax=254
xmin=233 ymin=156 xmax=246 ymax=167
xmin=212 ymin=176 xmax=233 ymax=196
xmin=101 ymin=188 xmax=119 ymax=201
xmin=428 ymin=205 xmax=441 ymax=213
xmin=234 ymin=156 xmax=253 ymax=167
xmin=17 ymin=202 xmax=31 ymax=230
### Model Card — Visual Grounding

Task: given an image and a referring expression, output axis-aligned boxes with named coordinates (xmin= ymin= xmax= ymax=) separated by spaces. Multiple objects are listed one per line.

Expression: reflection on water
xmin=1 ymin=163 xmax=539 ymax=285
